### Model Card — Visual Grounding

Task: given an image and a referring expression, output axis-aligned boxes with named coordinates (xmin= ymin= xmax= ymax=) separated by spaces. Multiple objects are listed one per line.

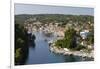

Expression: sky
xmin=15 ymin=3 xmax=94 ymax=16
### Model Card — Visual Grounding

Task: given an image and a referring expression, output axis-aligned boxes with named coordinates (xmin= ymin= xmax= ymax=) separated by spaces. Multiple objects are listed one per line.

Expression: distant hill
xmin=15 ymin=14 xmax=94 ymax=25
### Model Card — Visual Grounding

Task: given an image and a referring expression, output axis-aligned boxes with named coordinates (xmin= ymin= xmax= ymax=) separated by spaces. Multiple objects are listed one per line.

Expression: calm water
xmin=26 ymin=31 xmax=82 ymax=64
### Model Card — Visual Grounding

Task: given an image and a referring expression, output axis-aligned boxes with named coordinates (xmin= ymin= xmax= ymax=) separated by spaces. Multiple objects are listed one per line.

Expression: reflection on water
xmin=28 ymin=40 xmax=36 ymax=48
xmin=25 ymin=31 xmax=83 ymax=65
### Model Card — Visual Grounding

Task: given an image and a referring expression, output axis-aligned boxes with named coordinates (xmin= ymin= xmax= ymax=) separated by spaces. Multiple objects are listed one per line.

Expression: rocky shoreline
xmin=49 ymin=43 xmax=94 ymax=61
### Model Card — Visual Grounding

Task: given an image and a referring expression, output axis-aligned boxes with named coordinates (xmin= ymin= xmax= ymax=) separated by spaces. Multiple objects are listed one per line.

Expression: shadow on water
xmin=64 ymin=55 xmax=82 ymax=62
xmin=28 ymin=40 xmax=36 ymax=48
xmin=17 ymin=34 xmax=36 ymax=65
xmin=28 ymin=33 xmax=36 ymax=48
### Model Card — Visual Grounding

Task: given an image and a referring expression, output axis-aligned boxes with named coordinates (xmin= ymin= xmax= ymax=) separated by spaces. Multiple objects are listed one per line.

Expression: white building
xmin=80 ymin=30 xmax=89 ymax=39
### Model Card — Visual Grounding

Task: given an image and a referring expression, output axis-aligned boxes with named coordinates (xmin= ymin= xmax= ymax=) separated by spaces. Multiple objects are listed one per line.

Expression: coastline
xmin=49 ymin=43 xmax=94 ymax=61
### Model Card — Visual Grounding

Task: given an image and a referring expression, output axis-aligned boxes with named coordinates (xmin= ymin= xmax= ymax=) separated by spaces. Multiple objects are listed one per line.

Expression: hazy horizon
xmin=15 ymin=3 xmax=94 ymax=16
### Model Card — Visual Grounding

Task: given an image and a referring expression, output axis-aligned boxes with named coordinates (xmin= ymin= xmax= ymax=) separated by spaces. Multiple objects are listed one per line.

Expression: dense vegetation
xmin=15 ymin=23 xmax=36 ymax=65
xmin=55 ymin=28 xmax=78 ymax=50
xmin=55 ymin=28 xmax=91 ymax=51
xmin=15 ymin=14 xmax=94 ymax=25
xmin=15 ymin=23 xmax=29 ymax=65
xmin=86 ymin=34 xmax=94 ymax=45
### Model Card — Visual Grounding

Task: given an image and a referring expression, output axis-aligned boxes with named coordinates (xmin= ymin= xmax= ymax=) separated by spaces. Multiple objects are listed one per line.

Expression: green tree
xmin=55 ymin=28 xmax=77 ymax=49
